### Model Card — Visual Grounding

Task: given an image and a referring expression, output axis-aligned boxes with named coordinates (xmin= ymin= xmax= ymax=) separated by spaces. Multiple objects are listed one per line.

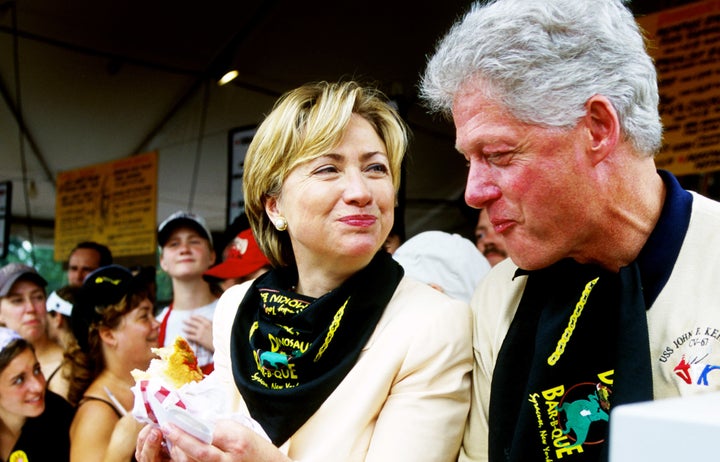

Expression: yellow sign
xmin=54 ymin=151 xmax=158 ymax=261
xmin=638 ymin=0 xmax=720 ymax=175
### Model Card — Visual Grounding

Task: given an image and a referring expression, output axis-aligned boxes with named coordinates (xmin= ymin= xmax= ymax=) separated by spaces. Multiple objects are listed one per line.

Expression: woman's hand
xmin=183 ymin=315 xmax=214 ymax=352
xmin=136 ymin=424 xmax=171 ymax=462
xmin=136 ymin=420 xmax=292 ymax=462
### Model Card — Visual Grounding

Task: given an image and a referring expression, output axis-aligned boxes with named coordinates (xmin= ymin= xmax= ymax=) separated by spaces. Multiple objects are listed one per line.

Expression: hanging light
xmin=218 ymin=69 xmax=239 ymax=86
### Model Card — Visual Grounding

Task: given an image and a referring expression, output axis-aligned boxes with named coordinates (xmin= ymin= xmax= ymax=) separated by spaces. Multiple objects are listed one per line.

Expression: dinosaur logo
xmin=257 ymin=349 xmax=302 ymax=371
xmin=558 ymin=391 xmax=609 ymax=448
xmin=554 ymin=382 xmax=611 ymax=449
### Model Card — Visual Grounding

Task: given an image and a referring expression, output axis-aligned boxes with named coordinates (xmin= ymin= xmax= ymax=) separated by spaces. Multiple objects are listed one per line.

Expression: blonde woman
xmin=137 ymin=81 xmax=472 ymax=462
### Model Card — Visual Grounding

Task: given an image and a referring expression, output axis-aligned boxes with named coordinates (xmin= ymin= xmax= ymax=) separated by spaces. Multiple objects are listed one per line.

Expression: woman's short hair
xmin=243 ymin=80 xmax=409 ymax=267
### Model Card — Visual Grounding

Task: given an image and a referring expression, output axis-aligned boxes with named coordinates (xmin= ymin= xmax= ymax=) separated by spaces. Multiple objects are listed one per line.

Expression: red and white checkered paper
xmin=131 ymin=373 xmax=268 ymax=444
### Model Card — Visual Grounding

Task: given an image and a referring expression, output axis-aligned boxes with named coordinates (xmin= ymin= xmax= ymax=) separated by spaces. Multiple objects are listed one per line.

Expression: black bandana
xmin=490 ymin=260 xmax=653 ymax=462
xmin=230 ymin=250 xmax=404 ymax=445
xmin=488 ymin=170 xmax=693 ymax=462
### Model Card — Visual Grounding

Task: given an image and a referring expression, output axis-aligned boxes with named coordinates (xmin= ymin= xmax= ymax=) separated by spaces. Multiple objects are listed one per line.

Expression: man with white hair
xmin=421 ymin=0 xmax=720 ymax=460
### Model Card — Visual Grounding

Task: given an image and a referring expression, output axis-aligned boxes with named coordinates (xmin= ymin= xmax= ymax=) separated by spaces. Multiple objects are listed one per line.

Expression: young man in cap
xmin=156 ymin=211 xmax=217 ymax=374
xmin=0 ymin=262 xmax=71 ymax=401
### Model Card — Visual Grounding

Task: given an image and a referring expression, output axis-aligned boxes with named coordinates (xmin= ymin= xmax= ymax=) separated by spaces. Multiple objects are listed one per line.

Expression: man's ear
xmin=208 ymin=248 xmax=217 ymax=266
xmin=159 ymin=249 xmax=169 ymax=272
xmin=584 ymin=94 xmax=620 ymax=165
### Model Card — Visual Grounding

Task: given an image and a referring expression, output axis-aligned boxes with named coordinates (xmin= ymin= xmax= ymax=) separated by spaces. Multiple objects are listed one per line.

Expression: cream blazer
xmin=213 ymin=276 xmax=472 ymax=462
xmin=460 ymin=191 xmax=720 ymax=462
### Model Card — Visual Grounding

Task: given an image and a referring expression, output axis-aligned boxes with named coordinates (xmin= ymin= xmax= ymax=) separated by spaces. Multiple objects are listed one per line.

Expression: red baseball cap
xmin=203 ymin=229 xmax=270 ymax=280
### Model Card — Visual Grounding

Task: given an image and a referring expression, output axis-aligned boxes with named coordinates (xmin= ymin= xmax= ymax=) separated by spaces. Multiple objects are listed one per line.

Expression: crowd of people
xmin=0 ymin=207 xmax=272 ymax=461
xmin=1 ymin=1 xmax=719 ymax=461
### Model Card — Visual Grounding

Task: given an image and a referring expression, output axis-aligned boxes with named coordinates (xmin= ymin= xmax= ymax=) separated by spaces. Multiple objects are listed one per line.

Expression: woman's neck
xmin=100 ymin=367 xmax=134 ymax=387
xmin=32 ymin=336 xmax=63 ymax=371
xmin=94 ymin=368 xmax=135 ymax=412
xmin=294 ymin=253 xmax=375 ymax=298
xmin=31 ymin=334 xmax=58 ymax=354
xmin=0 ymin=409 xmax=26 ymax=458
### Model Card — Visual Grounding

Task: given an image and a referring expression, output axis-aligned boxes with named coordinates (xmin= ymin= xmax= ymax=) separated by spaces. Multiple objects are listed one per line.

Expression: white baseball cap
xmin=46 ymin=291 xmax=74 ymax=317
xmin=393 ymin=230 xmax=491 ymax=303
xmin=158 ymin=211 xmax=213 ymax=248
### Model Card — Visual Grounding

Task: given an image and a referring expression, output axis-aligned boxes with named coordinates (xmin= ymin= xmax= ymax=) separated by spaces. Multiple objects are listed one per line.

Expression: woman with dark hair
xmin=67 ymin=265 xmax=160 ymax=462
xmin=0 ymin=326 xmax=74 ymax=461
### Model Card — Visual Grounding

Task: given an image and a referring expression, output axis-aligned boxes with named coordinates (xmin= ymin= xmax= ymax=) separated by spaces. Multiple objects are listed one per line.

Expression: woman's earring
xmin=274 ymin=217 xmax=288 ymax=231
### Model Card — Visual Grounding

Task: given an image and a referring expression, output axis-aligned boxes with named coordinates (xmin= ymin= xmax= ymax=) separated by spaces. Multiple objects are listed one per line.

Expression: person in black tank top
xmin=66 ymin=265 xmax=159 ymax=462
xmin=0 ymin=327 xmax=74 ymax=462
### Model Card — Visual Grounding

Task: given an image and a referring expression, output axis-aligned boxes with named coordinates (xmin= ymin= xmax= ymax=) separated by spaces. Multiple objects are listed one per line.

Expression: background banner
xmin=54 ymin=151 xmax=158 ymax=261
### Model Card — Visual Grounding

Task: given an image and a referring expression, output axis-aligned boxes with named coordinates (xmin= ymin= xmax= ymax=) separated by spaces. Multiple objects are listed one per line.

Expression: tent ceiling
xmin=0 ymin=0 xmax=689 ymax=248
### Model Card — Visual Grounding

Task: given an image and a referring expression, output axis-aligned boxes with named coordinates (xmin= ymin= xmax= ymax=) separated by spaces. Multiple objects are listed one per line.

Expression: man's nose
xmin=465 ymin=160 xmax=501 ymax=209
